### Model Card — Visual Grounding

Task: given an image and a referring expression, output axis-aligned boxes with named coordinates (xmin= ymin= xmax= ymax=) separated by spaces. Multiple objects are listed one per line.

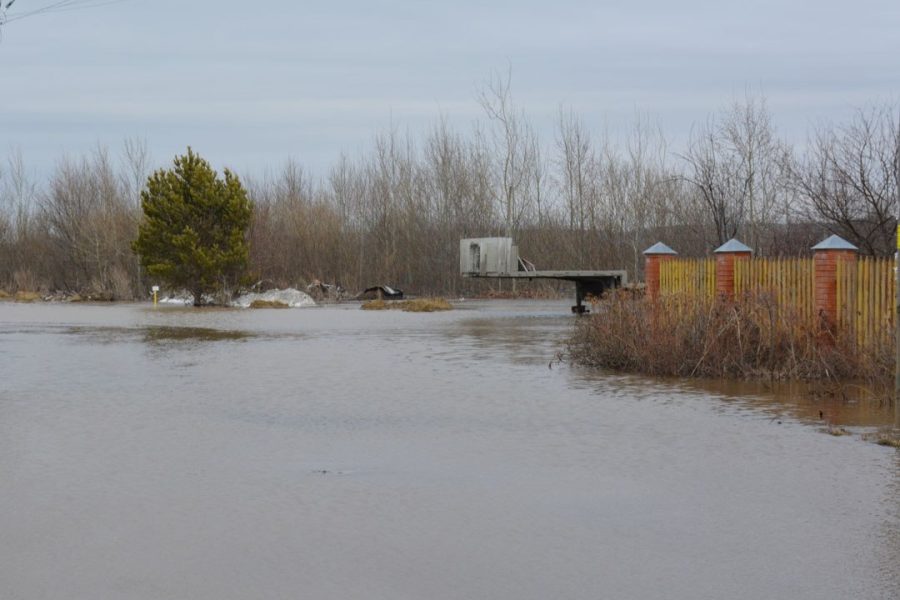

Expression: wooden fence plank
xmin=659 ymin=254 xmax=893 ymax=352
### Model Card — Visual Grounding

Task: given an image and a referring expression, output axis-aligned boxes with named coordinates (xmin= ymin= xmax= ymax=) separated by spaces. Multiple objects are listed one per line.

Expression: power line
xmin=3 ymin=0 xmax=136 ymax=25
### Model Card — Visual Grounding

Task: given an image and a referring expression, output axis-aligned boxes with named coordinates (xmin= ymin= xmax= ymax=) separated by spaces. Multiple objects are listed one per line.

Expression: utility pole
xmin=896 ymin=223 xmax=900 ymax=428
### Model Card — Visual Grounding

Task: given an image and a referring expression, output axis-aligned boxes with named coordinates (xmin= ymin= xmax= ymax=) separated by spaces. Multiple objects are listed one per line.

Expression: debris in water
xmin=357 ymin=285 xmax=404 ymax=300
xmin=232 ymin=288 xmax=316 ymax=308
xmin=822 ymin=425 xmax=850 ymax=437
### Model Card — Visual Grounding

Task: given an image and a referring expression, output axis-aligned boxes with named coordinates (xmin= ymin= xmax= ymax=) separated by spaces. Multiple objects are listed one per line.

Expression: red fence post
xmin=812 ymin=234 xmax=858 ymax=332
xmin=714 ymin=239 xmax=753 ymax=300
xmin=643 ymin=242 xmax=677 ymax=300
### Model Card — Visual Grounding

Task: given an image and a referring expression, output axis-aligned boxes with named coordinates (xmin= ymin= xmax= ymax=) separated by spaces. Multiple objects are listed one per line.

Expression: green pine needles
xmin=132 ymin=148 xmax=252 ymax=306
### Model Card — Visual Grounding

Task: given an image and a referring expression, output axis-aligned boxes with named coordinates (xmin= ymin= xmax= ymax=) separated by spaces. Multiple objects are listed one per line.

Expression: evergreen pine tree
xmin=132 ymin=148 xmax=252 ymax=306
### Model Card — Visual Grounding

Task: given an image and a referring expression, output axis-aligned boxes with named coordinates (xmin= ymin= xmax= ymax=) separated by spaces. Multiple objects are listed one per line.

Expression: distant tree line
xmin=1 ymin=86 xmax=898 ymax=299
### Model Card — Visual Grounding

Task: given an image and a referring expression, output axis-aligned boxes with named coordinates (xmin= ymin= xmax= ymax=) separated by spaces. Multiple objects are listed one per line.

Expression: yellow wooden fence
xmin=733 ymin=258 xmax=815 ymax=322
xmin=659 ymin=256 xmax=895 ymax=348
xmin=658 ymin=258 xmax=716 ymax=300
xmin=837 ymin=257 xmax=895 ymax=349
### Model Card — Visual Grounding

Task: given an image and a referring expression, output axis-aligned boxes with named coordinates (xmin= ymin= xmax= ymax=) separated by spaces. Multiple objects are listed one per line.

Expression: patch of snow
xmin=156 ymin=288 xmax=316 ymax=308
xmin=232 ymin=288 xmax=316 ymax=308
xmin=157 ymin=292 xmax=194 ymax=305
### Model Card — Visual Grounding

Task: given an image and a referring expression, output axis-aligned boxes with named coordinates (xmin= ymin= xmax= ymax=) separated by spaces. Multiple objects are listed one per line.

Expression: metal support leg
xmin=572 ymin=282 xmax=588 ymax=314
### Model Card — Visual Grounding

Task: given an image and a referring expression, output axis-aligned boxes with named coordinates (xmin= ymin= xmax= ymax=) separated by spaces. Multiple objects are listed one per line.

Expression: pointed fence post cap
xmin=714 ymin=238 xmax=753 ymax=254
xmin=811 ymin=234 xmax=858 ymax=251
xmin=643 ymin=242 xmax=678 ymax=255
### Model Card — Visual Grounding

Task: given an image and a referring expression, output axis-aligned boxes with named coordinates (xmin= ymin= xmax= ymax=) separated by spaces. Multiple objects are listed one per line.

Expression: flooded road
xmin=1 ymin=300 xmax=898 ymax=599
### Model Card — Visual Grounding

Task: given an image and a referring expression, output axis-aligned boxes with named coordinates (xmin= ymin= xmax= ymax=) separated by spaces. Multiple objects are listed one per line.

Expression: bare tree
xmin=120 ymin=137 xmax=150 ymax=208
xmin=1 ymin=149 xmax=43 ymax=291
xmin=40 ymin=147 xmax=137 ymax=296
xmin=682 ymin=118 xmax=745 ymax=246
xmin=620 ymin=116 xmax=677 ymax=275
xmin=789 ymin=104 xmax=899 ymax=255
xmin=720 ymin=93 xmax=789 ymax=252
xmin=2 ymin=148 xmax=36 ymax=228
xmin=680 ymin=94 xmax=789 ymax=251
xmin=477 ymin=68 xmax=539 ymax=238
xmin=556 ymin=108 xmax=598 ymax=265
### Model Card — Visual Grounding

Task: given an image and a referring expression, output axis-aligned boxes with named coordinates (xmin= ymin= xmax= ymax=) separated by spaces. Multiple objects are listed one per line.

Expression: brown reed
xmin=569 ymin=290 xmax=893 ymax=383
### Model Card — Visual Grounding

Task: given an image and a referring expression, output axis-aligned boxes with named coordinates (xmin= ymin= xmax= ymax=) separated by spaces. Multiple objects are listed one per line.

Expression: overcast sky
xmin=1 ymin=0 xmax=898 ymax=177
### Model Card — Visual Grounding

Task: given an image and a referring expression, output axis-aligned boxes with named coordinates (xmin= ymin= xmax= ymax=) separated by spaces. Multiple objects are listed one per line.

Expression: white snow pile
xmin=156 ymin=288 xmax=316 ymax=308
xmin=232 ymin=288 xmax=316 ymax=308
xmin=157 ymin=292 xmax=196 ymax=305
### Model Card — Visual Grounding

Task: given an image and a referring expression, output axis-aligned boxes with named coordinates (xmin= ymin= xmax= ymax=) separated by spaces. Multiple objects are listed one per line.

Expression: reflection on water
xmin=572 ymin=368 xmax=897 ymax=429
xmin=687 ymin=378 xmax=896 ymax=428
xmin=0 ymin=300 xmax=898 ymax=600
xmin=880 ymin=454 xmax=900 ymax=588
xmin=142 ymin=326 xmax=254 ymax=343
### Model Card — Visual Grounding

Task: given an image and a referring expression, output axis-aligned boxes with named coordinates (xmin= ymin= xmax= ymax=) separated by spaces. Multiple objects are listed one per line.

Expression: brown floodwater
xmin=1 ymin=300 xmax=898 ymax=599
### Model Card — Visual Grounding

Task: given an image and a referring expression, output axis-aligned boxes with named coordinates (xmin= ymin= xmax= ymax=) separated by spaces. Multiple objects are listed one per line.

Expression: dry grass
xmin=249 ymin=299 xmax=290 ymax=309
xmin=569 ymin=290 xmax=892 ymax=382
xmin=360 ymin=299 xmax=389 ymax=310
xmin=875 ymin=436 xmax=900 ymax=448
xmin=14 ymin=291 xmax=42 ymax=303
xmin=823 ymin=425 xmax=851 ymax=437
xmin=361 ymin=297 xmax=453 ymax=312
xmin=862 ymin=431 xmax=900 ymax=447
xmin=403 ymin=298 xmax=453 ymax=312
xmin=0 ymin=289 xmax=10 ymax=299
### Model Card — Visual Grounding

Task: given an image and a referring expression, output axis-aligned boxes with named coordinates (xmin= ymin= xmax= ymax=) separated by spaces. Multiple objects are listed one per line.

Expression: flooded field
xmin=1 ymin=300 xmax=898 ymax=599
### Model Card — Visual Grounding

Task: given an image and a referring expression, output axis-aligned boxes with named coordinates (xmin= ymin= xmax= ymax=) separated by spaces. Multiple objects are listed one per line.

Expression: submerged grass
xmin=361 ymin=297 xmax=453 ymax=312
xmin=823 ymin=425 xmax=851 ymax=437
xmin=569 ymin=291 xmax=892 ymax=383
xmin=249 ymin=299 xmax=290 ymax=309
xmin=143 ymin=326 xmax=252 ymax=342
xmin=862 ymin=431 xmax=900 ymax=447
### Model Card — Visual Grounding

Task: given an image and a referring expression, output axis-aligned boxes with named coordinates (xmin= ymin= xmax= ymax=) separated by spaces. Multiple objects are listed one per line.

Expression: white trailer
xmin=459 ymin=237 xmax=627 ymax=313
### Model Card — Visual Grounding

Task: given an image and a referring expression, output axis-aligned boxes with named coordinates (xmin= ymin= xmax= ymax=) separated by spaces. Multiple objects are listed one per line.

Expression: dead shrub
xmin=109 ymin=265 xmax=134 ymax=300
xmin=13 ymin=270 xmax=39 ymax=293
xmin=569 ymin=291 xmax=892 ymax=383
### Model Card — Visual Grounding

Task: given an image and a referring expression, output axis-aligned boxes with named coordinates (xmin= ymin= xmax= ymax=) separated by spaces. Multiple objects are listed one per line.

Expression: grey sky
xmin=2 ymin=0 xmax=898 ymax=176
